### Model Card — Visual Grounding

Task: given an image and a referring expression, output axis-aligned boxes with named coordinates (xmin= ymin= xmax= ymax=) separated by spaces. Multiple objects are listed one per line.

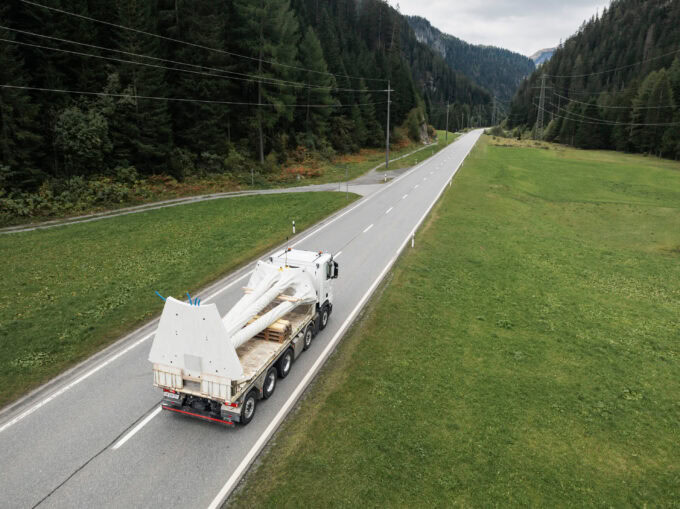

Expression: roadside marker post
xmin=411 ymin=234 xmax=415 ymax=248
xmin=292 ymin=221 xmax=295 ymax=234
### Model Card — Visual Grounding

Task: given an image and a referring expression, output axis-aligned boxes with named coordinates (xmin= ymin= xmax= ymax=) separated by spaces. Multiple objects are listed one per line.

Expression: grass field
xmin=229 ymin=137 xmax=680 ymax=507
xmin=0 ymin=192 xmax=357 ymax=408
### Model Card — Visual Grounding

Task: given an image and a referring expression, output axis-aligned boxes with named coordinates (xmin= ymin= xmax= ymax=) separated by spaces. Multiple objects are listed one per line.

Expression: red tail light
xmin=163 ymin=389 xmax=177 ymax=394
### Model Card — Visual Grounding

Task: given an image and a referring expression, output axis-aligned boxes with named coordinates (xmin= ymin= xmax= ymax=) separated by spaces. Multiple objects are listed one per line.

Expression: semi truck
xmin=148 ymin=249 xmax=338 ymax=426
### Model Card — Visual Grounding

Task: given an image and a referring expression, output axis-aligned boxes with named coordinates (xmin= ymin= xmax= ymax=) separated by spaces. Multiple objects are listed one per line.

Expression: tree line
xmin=0 ymin=0 xmax=493 ymax=193
xmin=507 ymin=0 xmax=680 ymax=160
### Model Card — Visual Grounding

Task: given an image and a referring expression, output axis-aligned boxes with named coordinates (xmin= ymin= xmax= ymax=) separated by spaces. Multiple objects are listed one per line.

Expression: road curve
xmin=0 ymin=130 xmax=483 ymax=509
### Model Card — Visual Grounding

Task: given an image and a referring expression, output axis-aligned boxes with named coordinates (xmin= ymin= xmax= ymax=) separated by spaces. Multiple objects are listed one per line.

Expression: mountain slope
xmin=407 ymin=15 xmax=535 ymax=104
xmin=508 ymin=0 xmax=680 ymax=159
xmin=529 ymin=47 xmax=556 ymax=66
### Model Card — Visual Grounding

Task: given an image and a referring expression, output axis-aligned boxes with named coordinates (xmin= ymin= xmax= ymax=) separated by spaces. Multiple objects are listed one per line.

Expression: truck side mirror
xmin=333 ymin=261 xmax=339 ymax=279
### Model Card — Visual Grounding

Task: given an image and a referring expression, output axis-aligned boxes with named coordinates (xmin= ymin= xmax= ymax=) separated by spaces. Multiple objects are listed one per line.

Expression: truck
xmin=148 ymin=249 xmax=339 ymax=426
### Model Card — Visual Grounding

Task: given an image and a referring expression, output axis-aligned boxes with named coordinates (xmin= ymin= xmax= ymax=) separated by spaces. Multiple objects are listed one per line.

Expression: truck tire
xmin=319 ymin=304 xmax=330 ymax=331
xmin=240 ymin=391 xmax=258 ymax=425
xmin=277 ymin=348 xmax=293 ymax=378
xmin=262 ymin=367 xmax=277 ymax=399
xmin=302 ymin=325 xmax=313 ymax=351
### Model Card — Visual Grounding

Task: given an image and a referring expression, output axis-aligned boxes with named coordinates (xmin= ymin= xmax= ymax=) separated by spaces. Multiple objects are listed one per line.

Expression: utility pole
xmin=536 ymin=73 xmax=547 ymax=139
xmin=491 ymin=96 xmax=497 ymax=126
xmin=461 ymin=113 xmax=464 ymax=131
xmin=445 ymin=100 xmax=449 ymax=142
xmin=385 ymin=80 xmax=391 ymax=171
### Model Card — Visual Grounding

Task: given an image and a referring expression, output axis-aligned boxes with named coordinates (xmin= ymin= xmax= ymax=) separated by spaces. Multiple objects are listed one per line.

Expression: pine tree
xmin=163 ymin=0 xmax=232 ymax=160
xmin=358 ymin=79 xmax=384 ymax=147
xmin=667 ymin=56 xmax=680 ymax=111
xmin=0 ymin=7 xmax=43 ymax=191
xmin=574 ymin=99 xmax=606 ymax=149
xmin=644 ymin=69 xmax=674 ymax=157
xmin=114 ymin=0 xmax=172 ymax=173
xmin=630 ymin=70 xmax=657 ymax=153
xmin=230 ymin=0 xmax=300 ymax=164
xmin=558 ymin=102 xmax=581 ymax=146
xmin=296 ymin=27 xmax=336 ymax=149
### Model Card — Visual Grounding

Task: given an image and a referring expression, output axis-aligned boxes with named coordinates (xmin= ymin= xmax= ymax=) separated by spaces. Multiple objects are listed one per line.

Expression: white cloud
xmin=395 ymin=0 xmax=611 ymax=55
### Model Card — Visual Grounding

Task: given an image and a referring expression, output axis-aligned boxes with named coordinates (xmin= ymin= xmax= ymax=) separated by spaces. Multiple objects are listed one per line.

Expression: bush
xmin=199 ymin=151 xmax=225 ymax=175
xmin=405 ymin=108 xmax=424 ymax=141
xmin=168 ymin=148 xmax=196 ymax=180
xmin=115 ymin=166 xmax=138 ymax=185
xmin=485 ymin=125 xmax=507 ymax=137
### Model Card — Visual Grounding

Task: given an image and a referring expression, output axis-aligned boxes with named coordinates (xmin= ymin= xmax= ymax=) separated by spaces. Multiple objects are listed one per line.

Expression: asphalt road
xmin=0 ymin=130 xmax=483 ymax=508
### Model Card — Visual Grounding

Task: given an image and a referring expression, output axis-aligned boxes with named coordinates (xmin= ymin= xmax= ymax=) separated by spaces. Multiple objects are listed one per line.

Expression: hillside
xmin=0 ymin=0 xmax=491 ymax=196
xmin=508 ymin=0 xmax=680 ymax=160
xmin=529 ymin=47 xmax=555 ymax=66
xmin=407 ymin=15 xmax=535 ymax=104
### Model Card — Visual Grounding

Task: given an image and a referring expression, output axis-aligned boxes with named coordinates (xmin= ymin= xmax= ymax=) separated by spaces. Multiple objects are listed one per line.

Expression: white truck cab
xmin=269 ymin=248 xmax=338 ymax=329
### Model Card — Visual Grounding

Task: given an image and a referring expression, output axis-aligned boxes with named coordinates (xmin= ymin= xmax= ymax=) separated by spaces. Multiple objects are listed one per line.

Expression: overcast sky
xmin=395 ymin=0 xmax=611 ymax=56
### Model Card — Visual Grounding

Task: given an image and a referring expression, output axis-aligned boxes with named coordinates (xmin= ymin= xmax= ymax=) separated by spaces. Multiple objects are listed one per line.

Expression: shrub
xmin=168 ymin=147 xmax=195 ymax=180
xmin=114 ymin=165 xmax=138 ymax=185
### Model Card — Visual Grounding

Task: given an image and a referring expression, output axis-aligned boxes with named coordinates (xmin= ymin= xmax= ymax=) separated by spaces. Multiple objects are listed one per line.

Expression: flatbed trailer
xmin=150 ymin=249 xmax=338 ymax=426
xmin=154 ymin=303 xmax=317 ymax=425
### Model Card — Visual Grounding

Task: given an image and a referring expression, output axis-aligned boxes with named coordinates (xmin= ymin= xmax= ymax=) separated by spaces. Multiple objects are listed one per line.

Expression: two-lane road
xmin=0 ymin=130 xmax=483 ymax=508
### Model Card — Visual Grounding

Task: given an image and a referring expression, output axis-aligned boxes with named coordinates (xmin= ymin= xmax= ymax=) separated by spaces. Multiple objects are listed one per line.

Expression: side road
xmin=1 ymin=142 xmax=438 ymax=235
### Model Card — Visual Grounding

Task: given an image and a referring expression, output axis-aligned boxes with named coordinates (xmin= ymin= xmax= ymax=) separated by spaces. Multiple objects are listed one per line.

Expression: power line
xmin=0 ymin=83 xmax=388 ymax=108
xmin=536 ymin=101 xmax=680 ymax=126
xmin=0 ymin=31 xmax=387 ymax=93
xmin=553 ymin=91 xmax=676 ymax=110
xmin=20 ymin=0 xmax=387 ymax=83
xmin=545 ymin=47 xmax=680 ymax=79
xmin=0 ymin=25 xmax=384 ymax=93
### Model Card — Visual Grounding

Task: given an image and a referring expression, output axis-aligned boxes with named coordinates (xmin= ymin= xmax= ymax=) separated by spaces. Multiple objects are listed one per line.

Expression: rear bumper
xmin=162 ymin=403 xmax=235 ymax=427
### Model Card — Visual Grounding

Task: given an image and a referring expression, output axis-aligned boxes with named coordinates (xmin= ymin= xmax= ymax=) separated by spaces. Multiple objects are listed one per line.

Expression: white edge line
xmin=0 ymin=332 xmax=153 ymax=433
xmin=402 ymin=194 xmax=408 ymax=199
xmin=206 ymin=131 xmax=478 ymax=509
xmin=0 ymin=132 xmax=472 ymax=435
xmin=385 ymin=207 xmax=393 ymax=215
xmin=363 ymin=224 xmax=374 ymax=234
xmin=112 ymin=406 xmax=162 ymax=450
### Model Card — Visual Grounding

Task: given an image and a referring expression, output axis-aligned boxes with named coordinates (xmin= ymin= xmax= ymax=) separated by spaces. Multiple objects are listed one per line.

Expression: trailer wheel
xmin=262 ymin=368 xmax=277 ymax=399
xmin=240 ymin=391 xmax=257 ymax=426
xmin=302 ymin=325 xmax=313 ymax=351
xmin=277 ymin=349 xmax=293 ymax=378
xmin=319 ymin=304 xmax=330 ymax=331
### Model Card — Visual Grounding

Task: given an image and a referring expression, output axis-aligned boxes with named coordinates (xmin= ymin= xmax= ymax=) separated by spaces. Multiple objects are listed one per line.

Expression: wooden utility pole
xmin=445 ymin=100 xmax=449 ymax=141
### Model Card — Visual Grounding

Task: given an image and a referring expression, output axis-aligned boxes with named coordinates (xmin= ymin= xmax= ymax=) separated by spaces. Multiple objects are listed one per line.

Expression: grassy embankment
xmin=0 ymin=192 xmax=358 ymax=408
xmin=230 ymin=137 xmax=680 ymax=507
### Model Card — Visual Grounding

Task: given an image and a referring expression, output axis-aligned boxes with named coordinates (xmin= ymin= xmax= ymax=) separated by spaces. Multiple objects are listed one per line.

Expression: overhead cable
xmin=0 ymin=25 xmax=387 ymax=93
xmin=0 ymin=83 xmax=388 ymax=108
xmin=20 ymin=0 xmax=388 ymax=83
xmin=545 ymin=47 xmax=680 ymax=78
